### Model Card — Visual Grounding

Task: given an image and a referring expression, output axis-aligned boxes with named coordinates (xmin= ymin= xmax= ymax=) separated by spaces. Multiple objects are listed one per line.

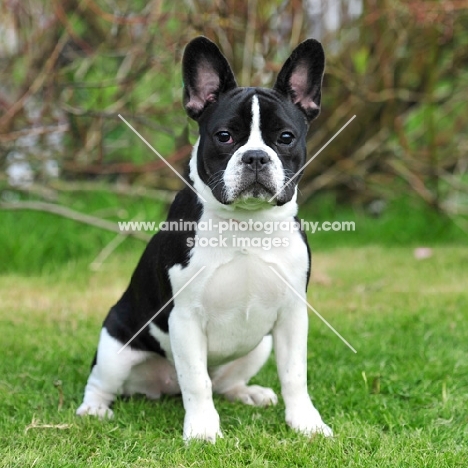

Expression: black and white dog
xmin=77 ymin=36 xmax=332 ymax=441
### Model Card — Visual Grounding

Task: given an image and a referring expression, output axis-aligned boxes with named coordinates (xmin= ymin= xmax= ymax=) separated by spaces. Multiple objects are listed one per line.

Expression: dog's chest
xmin=199 ymin=248 xmax=283 ymax=363
xmin=160 ymin=213 xmax=309 ymax=366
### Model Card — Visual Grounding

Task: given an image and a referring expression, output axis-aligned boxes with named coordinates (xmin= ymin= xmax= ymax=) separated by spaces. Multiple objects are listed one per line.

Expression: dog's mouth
xmin=230 ymin=178 xmax=294 ymax=208
xmin=210 ymin=170 xmax=293 ymax=208
xmin=239 ymin=181 xmax=273 ymax=198
xmin=233 ymin=175 xmax=277 ymax=202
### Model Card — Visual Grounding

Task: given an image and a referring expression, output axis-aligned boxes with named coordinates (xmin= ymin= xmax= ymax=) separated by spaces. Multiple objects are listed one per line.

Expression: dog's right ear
xmin=183 ymin=37 xmax=237 ymax=121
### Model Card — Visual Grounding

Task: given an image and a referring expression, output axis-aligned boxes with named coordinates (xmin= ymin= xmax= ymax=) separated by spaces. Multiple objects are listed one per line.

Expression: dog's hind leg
xmin=76 ymin=327 xmax=150 ymax=418
xmin=211 ymin=335 xmax=278 ymax=407
xmin=122 ymin=354 xmax=180 ymax=399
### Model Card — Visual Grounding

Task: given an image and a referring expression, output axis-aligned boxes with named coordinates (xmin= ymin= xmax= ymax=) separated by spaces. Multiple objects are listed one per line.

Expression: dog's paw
xmin=224 ymin=384 xmax=278 ymax=407
xmin=286 ymin=407 xmax=333 ymax=437
xmin=183 ymin=408 xmax=222 ymax=443
xmin=76 ymin=403 xmax=114 ymax=419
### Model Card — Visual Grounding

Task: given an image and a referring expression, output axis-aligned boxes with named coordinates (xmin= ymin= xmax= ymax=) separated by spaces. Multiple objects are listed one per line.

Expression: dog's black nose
xmin=241 ymin=150 xmax=271 ymax=171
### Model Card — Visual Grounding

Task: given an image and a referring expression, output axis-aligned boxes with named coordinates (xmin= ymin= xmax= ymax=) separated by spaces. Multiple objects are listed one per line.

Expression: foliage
xmin=1 ymin=0 xmax=467 ymax=216
xmin=307 ymin=0 xmax=468 ymax=215
xmin=0 ymin=0 xmax=308 ymax=188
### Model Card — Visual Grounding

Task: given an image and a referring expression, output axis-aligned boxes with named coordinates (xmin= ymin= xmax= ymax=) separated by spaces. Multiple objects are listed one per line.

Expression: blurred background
xmin=0 ymin=0 xmax=467 ymax=273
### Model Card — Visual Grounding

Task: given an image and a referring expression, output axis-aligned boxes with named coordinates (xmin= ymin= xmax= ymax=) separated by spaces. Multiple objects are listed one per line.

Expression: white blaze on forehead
xmin=248 ymin=95 xmax=264 ymax=146
xmin=242 ymin=94 xmax=275 ymax=154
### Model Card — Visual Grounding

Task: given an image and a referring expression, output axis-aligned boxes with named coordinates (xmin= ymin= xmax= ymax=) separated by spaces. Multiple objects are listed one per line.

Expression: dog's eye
xmin=278 ymin=132 xmax=294 ymax=145
xmin=216 ymin=131 xmax=233 ymax=144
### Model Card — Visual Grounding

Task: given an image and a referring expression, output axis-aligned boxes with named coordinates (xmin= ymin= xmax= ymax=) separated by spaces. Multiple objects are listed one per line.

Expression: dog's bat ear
xmin=273 ymin=39 xmax=325 ymax=122
xmin=183 ymin=36 xmax=237 ymax=121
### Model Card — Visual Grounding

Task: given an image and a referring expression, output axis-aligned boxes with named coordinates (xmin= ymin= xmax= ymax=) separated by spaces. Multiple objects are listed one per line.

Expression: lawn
xmin=1 ymin=244 xmax=467 ymax=467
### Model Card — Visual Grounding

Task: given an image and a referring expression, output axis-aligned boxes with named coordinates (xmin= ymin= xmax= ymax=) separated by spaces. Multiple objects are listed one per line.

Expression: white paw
xmin=76 ymin=403 xmax=114 ymax=419
xmin=183 ymin=409 xmax=222 ymax=443
xmin=286 ymin=407 xmax=333 ymax=437
xmin=224 ymin=384 xmax=278 ymax=407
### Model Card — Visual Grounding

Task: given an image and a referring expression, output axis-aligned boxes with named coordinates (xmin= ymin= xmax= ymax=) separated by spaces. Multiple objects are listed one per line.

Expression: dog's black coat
xmin=103 ymin=187 xmax=203 ymax=352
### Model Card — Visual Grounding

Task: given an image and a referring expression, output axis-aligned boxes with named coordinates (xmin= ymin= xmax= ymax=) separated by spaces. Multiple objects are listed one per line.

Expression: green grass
xmin=299 ymin=193 xmax=466 ymax=248
xmin=0 ymin=189 xmax=167 ymax=275
xmin=1 ymin=246 xmax=467 ymax=467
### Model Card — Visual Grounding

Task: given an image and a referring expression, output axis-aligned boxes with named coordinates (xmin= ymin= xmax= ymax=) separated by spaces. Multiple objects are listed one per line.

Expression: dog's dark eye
xmin=216 ymin=131 xmax=233 ymax=144
xmin=278 ymin=132 xmax=294 ymax=145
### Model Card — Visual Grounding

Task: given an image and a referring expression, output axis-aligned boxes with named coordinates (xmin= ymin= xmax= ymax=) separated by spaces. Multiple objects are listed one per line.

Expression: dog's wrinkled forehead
xmin=203 ymin=88 xmax=255 ymax=133
xmin=203 ymin=87 xmax=308 ymax=141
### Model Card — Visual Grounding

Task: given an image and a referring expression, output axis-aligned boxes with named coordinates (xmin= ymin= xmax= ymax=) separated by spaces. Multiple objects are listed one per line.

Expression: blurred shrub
xmin=305 ymin=0 xmax=468 ymax=218
xmin=0 ymin=0 xmax=467 ymax=219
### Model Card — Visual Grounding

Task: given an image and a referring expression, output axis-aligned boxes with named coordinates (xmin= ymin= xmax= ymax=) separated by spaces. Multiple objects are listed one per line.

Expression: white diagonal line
xmin=268 ymin=115 xmax=357 ymax=203
xmin=117 ymin=266 xmax=206 ymax=354
xmin=268 ymin=266 xmax=357 ymax=353
xmin=118 ymin=114 xmax=207 ymax=202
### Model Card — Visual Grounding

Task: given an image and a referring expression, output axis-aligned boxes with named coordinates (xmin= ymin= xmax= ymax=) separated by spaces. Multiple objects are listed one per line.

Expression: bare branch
xmin=0 ymin=201 xmax=151 ymax=242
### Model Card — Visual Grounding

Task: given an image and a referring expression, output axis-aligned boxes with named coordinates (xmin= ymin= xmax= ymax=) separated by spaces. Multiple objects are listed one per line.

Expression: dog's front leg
xmin=273 ymin=301 xmax=333 ymax=437
xmin=169 ymin=309 xmax=222 ymax=442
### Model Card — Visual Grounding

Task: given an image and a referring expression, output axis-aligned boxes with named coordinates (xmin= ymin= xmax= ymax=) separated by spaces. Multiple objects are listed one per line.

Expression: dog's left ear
xmin=273 ymin=39 xmax=325 ymax=122
xmin=183 ymin=36 xmax=237 ymax=121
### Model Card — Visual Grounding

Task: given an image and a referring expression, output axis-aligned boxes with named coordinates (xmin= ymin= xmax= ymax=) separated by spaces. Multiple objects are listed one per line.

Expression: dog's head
xmin=183 ymin=37 xmax=325 ymax=209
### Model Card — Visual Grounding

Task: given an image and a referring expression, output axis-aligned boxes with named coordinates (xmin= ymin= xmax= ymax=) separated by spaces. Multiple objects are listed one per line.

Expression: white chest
xmin=152 ymin=209 xmax=309 ymax=366
xmin=199 ymin=247 xmax=286 ymax=364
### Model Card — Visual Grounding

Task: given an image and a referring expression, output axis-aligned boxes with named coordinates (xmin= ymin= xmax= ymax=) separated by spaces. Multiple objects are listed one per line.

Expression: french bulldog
xmin=77 ymin=36 xmax=332 ymax=442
